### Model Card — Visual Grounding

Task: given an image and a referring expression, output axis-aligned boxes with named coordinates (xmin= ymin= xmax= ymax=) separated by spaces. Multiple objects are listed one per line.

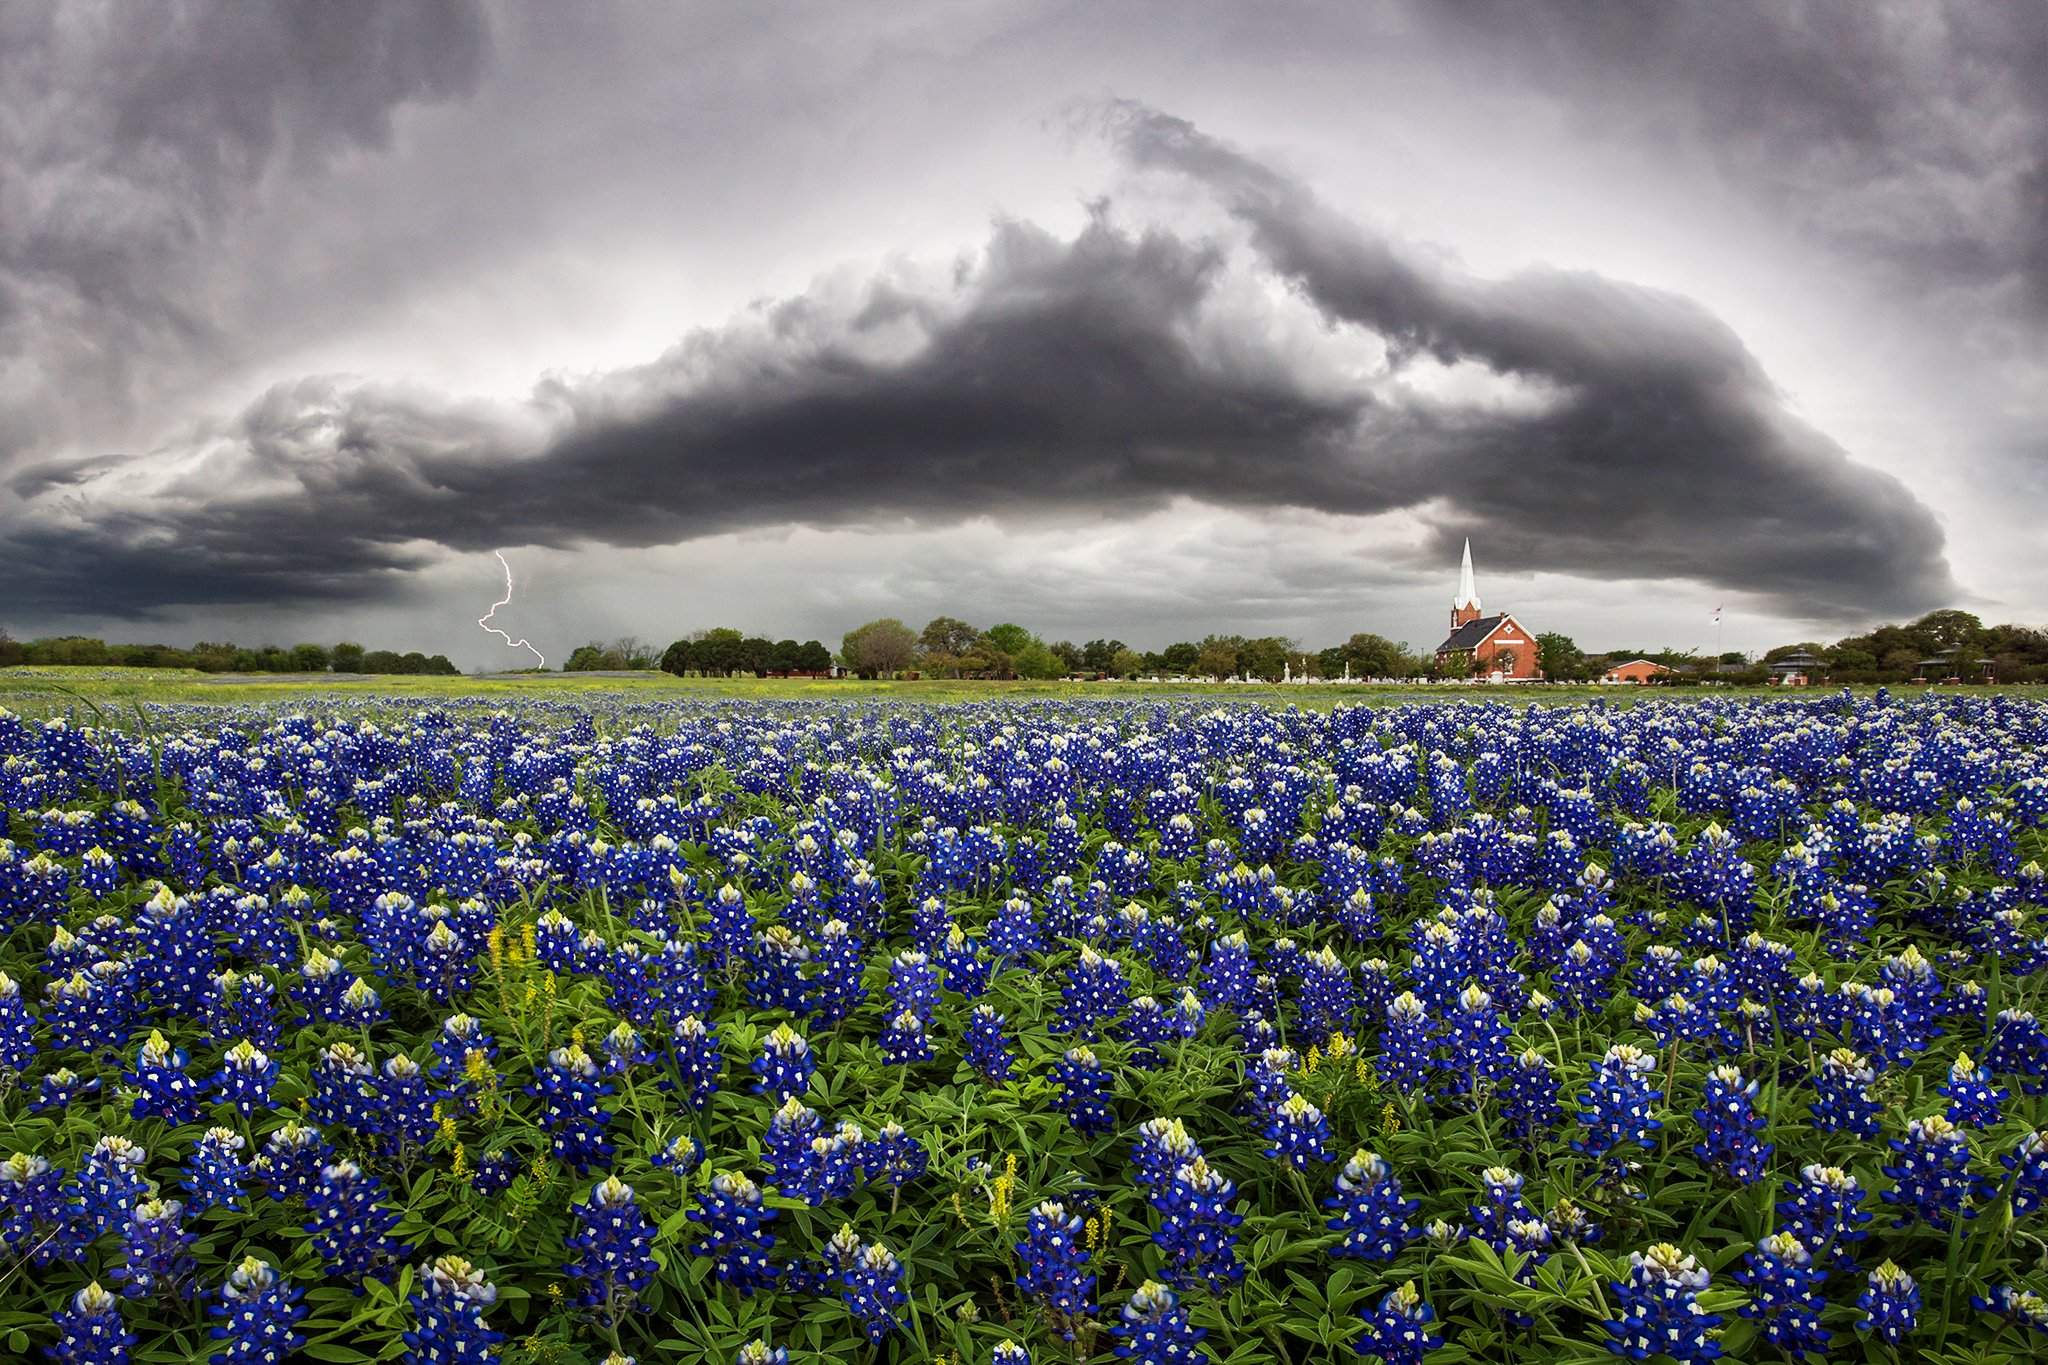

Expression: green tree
xmin=1081 ymin=639 xmax=1125 ymax=673
xmin=919 ymin=616 xmax=980 ymax=658
xmin=660 ymin=640 xmax=695 ymax=676
xmin=1108 ymin=646 xmax=1144 ymax=678
xmin=565 ymin=643 xmax=612 ymax=672
xmin=842 ymin=618 xmax=918 ymax=677
xmin=1536 ymin=632 xmax=1586 ymax=680
xmin=1050 ymin=640 xmax=1084 ymax=672
xmin=1014 ymin=640 xmax=1064 ymax=679
xmin=797 ymin=640 xmax=832 ymax=672
xmin=1158 ymin=642 xmax=1200 ymax=674
xmin=1194 ymin=635 xmax=1244 ymax=679
xmin=693 ymin=628 xmax=746 ymax=676
xmin=1237 ymin=637 xmax=1291 ymax=682
xmin=331 ymin=642 xmax=366 ymax=673
xmin=290 ymin=643 xmax=330 ymax=672
xmin=983 ymin=623 xmax=1034 ymax=657
xmin=0 ymin=628 xmax=21 ymax=669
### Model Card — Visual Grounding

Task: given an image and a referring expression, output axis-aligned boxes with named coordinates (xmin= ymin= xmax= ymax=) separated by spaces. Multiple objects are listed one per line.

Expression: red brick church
xmin=1433 ymin=540 xmax=1541 ymax=681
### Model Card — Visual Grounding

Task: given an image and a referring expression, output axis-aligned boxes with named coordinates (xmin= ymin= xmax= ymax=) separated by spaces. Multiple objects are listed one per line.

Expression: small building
xmin=1601 ymin=659 xmax=1671 ymax=685
xmin=1767 ymin=650 xmax=1822 ymax=686
xmin=1432 ymin=541 xmax=1541 ymax=682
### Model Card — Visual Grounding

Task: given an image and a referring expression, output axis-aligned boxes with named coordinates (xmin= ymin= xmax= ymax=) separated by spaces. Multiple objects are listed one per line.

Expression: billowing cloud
xmin=1410 ymin=0 xmax=2048 ymax=317
xmin=0 ymin=0 xmax=490 ymax=460
xmin=2 ymin=107 xmax=1954 ymax=622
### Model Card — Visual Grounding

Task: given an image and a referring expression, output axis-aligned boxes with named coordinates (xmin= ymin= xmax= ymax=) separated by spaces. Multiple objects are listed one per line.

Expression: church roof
xmin=1435 ymin=614 xmax=1509 ymax=653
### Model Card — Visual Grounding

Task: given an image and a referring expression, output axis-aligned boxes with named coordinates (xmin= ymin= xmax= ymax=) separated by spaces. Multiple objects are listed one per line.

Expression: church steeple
xmin=1452 ymin=538 xmax=1482 ymax=627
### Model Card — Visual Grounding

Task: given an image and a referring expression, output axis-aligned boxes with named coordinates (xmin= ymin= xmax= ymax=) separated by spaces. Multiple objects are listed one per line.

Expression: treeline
xmin=1531 ymin=609 xmax=2048 ymax=684
xmin=831 ymin=616 xmax=1434 ymax=680
xmin=566 ymin=631 xmax=833 ymax=675
xmin=0 ymin=632 xmax=457 ymax=675
xmin=1763 ymin=609 xmax=2048 ymax=684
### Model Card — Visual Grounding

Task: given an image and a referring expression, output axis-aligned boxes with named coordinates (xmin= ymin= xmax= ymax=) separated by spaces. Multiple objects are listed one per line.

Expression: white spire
xmin=1454 ymin=538 xmax=1480 ymax=612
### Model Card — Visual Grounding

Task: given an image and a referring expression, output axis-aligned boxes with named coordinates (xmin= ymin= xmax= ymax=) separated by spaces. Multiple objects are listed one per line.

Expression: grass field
xmin=5 ymin=664 xmax=2045 ymax=721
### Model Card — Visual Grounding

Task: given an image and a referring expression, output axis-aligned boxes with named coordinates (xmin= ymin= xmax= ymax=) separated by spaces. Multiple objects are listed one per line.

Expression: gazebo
xmin=1766 ymin=650 xmax=1821 ymax=686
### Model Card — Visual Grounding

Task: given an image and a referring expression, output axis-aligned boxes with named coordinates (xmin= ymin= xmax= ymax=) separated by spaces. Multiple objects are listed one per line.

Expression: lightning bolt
xmin=478 ymin=550 xmax=546 ymax=669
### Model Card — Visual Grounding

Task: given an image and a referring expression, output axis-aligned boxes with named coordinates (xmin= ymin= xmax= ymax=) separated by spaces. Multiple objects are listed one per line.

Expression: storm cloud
xmin=0 ymin=0 xmax=490 ymax=460
xmin=1410 ymin=1 xmax=2048 ymax=319
xmin=2 ymin=108 xmax=1952 ymax=621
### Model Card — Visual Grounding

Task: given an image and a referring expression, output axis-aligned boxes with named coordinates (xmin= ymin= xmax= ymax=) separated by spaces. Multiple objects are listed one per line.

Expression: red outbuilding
xmin=1601 ymin=659 xmax=1671 ymax=685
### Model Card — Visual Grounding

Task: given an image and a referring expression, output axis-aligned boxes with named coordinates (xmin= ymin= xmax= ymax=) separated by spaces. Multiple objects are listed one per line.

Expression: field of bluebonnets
xmin=3 ymin=689 xmax=2048 ymax=1365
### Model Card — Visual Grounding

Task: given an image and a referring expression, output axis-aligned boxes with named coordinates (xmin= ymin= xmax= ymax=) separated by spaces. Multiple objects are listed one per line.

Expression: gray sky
xmin=3 ymin=1 xmax=2043 ymax=666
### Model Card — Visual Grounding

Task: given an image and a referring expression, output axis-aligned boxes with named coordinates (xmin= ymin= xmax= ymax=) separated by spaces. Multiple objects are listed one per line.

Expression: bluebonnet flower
xmin=375 ymin=1055 xmax=440 ymax=1164
xmin=31 ymin=1067 xmax=99 ymax=1114
xmin=530 ymin=1043 xmax=615 ymax=1173
xmin=1776 ymin=1164 xmax=1871 ymax=1267
xmin=1603 ymin=1243 xmax=1722 ymax=1363
xmin=1693 ymin=1065 xmax=1771 ymax=1185
xmin=810 ymin=919 xmax=867 ymax=1025
xmin=1445 ymin=984 xmax=1511 ymax=1098
xmin=685 ymin=1173 xmax=778 ymax=1295
xmin=1941 ymin=1051 xmax=2006 ymax=1127
xmin=1856 ymin=1260 xmax=1918 ymax=1347
xmin=110 ymin=1197 xmax=194 ymax=1301
xmin=127 ymin=1030 xmax=204 ymax=1127
xmin=991 ymin=1343 xmax=1030 ymax=1365
xmin=1201 ymin=932 xmax=1257 ymax=1015
xmin=1016 ymin=1201 xmax=1094 ymax=1333
xmin=208 ymin=1256 xmax=307 ymax=1365
xmin=78 ymin=1137 xmax=149 ymax=1242
xmin=841 ymin=1240 xmax=907 ymax=1343
xmin=47 ymin=1283 xmax=135 ymax=1365
xmin=210 ymin=1041 xmax=277 ymax=1119
xmin=886 ymin=950 xmax=940 ymax=1021
xmin=747 ymin=926 xmax=811 ymax=1015
xmin=1113 ymin=1280 xmax=1208 ymax=1365
xmin=1152 ymin=1156 xmax=1243 ymax=1290
xmin=1131 ymin=1118 xmax=1203 ymax=1194
xmin=469 ymin=1150 xmax=520 ymax=1198
xmin=1325 ymin=1150 xmax=1417 ymax=1261
xmin=863 ymin=1122 xmax=927 ymax=1190
xmin=1296 ymin=946 xmax=1357 ymax=1045
xmin=1573 ymin=1045 xmax=1663 ymax=1176
xmin=735 ymin=1342 xmax=790 ymax=1365
xmin=762 ymin=1096 xmax=823 ymax=1191
xmin=750 ymin=1023 xmax=815 ymax=1101
xmin=183 ymin=1128 xmax=250 ymax=1214
xmin=1737 ymin=1232 xmax=1829 ymax=1360
xmin=1354 ymin=1280 xmax=1442 ymax=1365
xmin=1051 ymin=1047 xmax=1116 ymax=1134
xmin=1264 ymin=1094 xmax=1333 ymax=1170
xmin=1466 ymin=1166 xmax=1538 ymax=1252
xmin=1971 ymin=1285 xmax=2048 ymax=1337
xmin=255 ymin=1124 xmax=332 ymax=1205
xmin=0 ymin=1151 xmax=78 ymax=1266
xmin=1500 ymin=1049 xmax=1562 ymax=1144
xmin=2004 ymin=1129 xmax=2048 ymax=1215
xmin=1375 ymin=993 xmax=1435 ymax=1095
xmin=568 ymin=1176 xmax=662 ymax=1321
xmin=304 ymin=1161 xmax=410 ymax=1288
xmin=402 ymin=1255 xmax=504 ymax=1365
xmin=667 ymin=1015 xmax=723 ymax=1111
xmin=1810 ymin=1047 xmax=1884 ymax=1146
xmin=1055 ymin=948 xmax=1127 ymax=1036
xmin=600 ymin=1021 xmax=657 ymax=1076
xmin=0 ymin=972 xmax=40 ymax=1075
xmin=1881 ymin=1114 xmax=1982 ymax=1230
xmin=309 ymin=1043 xmax=379 ymax=1135
xmin=879 ymin=1009 xmax=934 ymax=1065
xmin=965 ymin=1004 xmax=1015 ymax=1081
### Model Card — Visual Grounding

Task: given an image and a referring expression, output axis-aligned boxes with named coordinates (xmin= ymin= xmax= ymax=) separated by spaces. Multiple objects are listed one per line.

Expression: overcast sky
xmin=3 ymin=1 xmax=2043 ymax=667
